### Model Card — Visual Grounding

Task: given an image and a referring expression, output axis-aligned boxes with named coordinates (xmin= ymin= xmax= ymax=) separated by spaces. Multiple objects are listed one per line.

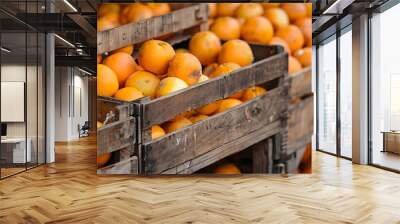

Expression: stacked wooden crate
xmin=97 ymin=3 xmax=312 ymax=174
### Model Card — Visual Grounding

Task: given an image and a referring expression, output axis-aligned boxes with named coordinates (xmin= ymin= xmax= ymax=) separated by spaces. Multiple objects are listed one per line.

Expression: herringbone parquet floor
xmin=0 ymin=136 xmax=400 ymax=224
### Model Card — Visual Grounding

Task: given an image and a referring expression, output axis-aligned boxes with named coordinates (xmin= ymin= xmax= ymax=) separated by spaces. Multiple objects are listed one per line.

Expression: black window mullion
xmin=336 ymin=27 xmax=341 ymax=157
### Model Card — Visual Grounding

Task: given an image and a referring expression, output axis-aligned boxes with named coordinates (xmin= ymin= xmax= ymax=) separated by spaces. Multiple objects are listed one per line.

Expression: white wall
xmin=54 ymin=67 xmax=89 ymax=141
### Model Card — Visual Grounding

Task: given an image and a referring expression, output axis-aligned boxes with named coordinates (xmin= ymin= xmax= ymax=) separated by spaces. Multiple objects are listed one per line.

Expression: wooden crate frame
xmin=97 ymin=44 xmax=289 ymax=174
xmin=131 ymin=44 xmax=289 ymax=174
xmin=97 ymin=3 xmax=208 ymax=54
xmin=285 ymin=68 xmax=313 ymax=172
xmin=97 ymin=98 xmax=138 ymax=174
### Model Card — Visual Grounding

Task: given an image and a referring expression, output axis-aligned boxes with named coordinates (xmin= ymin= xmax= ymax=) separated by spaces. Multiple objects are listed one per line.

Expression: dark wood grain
xmin=97 ymin=4 xmax=208 ymax=54
xmin=97 ymin=117 xmax=136 ymax=156
xmin=97 ymin=156 xmax=138 ymax=174
xmin=287 ymin=96 xmax=314 ymax=155
xmin=252 ymin=138 xmax=273 ymax=173
xmin=162 ymin=121 xmax=282 ymax=174
xmin=143 ymin=87 xmax=287 ymax=174
xmin=288 ymin=68 xmax=312 ymax=99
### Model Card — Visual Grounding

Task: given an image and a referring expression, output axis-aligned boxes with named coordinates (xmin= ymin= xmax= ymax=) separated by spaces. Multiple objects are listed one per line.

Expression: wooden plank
xmin=144 ymin=87 xmax=287 ymax=174
xmin=97 ymin=156 xmax=138 ymax=175
xmin=252 ymin=138 xmax=273 ymax=173
xmin=162 ymin=120 xmax=282 ymax=174
xmin=287 ymin=95 xmax=314 ymax=155
xmin=97 ymin=4 xmax=208 ymax=54
xmin=97 ymin=97 xmax=134 ymax=123
xmin=288 ymin=68 xmax=312 ymax=99
xmin=141 ymin=46 xmax=287 ymax=129
xmin=97 ymin=117 xmax=135 ymax=156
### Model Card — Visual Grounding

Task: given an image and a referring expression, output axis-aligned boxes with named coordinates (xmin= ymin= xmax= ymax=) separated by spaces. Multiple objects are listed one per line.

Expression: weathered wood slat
xmin=288 ymin=68 xmax=312 ymax=99
xmin=287 ymin=95 xmax=313 ymax=155
xmin=162 ymin=121 xmax=282 ymax=174
xmin=141 ymin=45 xmax=287 ymax=129
xmin=97 ymin=156 xmax=138 ymax=175
xmin=97 ymin=117 xmax=136 ymax=155
xmin=143 ymin=87 xmax=287 ymax=174
xmin=97 ymin=4 xmax=208 ymax=54
xmin=252 ymin=138 xmax=274 ymax=173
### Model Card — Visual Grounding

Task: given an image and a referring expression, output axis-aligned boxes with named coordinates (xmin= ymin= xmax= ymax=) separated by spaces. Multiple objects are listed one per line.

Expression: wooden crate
xmin=97 ymin=98 xmax=138 ymax=174
xmin=285 ymin=68 xmax=313 ymax=172
xmin=97 ymin=42 xmax=289 ymax=174
xmin=97 ymin=3 xmax=208 ymax=54
xmin=134 ymin=43 xmax=288 ymax=174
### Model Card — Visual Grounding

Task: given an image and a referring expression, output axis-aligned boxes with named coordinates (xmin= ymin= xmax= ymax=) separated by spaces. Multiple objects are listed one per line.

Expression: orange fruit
xmin=146 ymin=3 xmax=170 ymax=16
xmin=97 ymin=64 xmax=119 ymax=97
xmin=210 ymin=17 xmax=241 ymax=41
xmin=97 ymin=55 xmax=102 ymax=64
xmin=217 ymin=99 xmax=242 ymax=113
xmin=97 ymin=17 xmax=119 ymax=32
xmin=289 ymin=56 xmax=302 ymax=75
xmin=198 ymin=74 xmax=209 ymax=83
xmin=189 ymin=114 xmax=209 ymax=123
xmin=234 ymin=3 xmax=264 ymax=20
xmin=120 ymin=3 xmax=153 ymax=24
xmin=229 ymin=90 xmax=244 ymax=99
xmin=103 ymin=52 xmax=137 ymax=86
xmin=208 ymin=3 xmax=217 ymax=18
xmin=156 ymin=77 xmax=188 ymax=97
xmin=114 ymin=87 xmax=144 ymax=102
xmin=295 ymin=18 xmax=312 ymax=47
xmin=214 ymin=163 xmax=241 ymax=174
xmin=241 ymin=16 xmax=274 ymax=44
xmin=203 ymin=63 xmax=219 ymax=76
xmin=209 ymin=62 xmax=241 ymax=78
xmin=189 ymin=31 xmax=221 ymax=66
xmin=167 ymin=52 xmax=202 ymax=86
xmin=180 ymin=110 xmax=197 ymax=118
xmin=262 ymin=3 xmax=280 ymax=10
xmin=152 ymin=125 xmax=166 ymax=140
xmin=98 ymin=4 xmax=120 ymax=17
xmin=196 ymin=102 xmax=220 ymax=115
xmin=100 ymin=12 xmax=120 ymax=25
xmin=164 ymin=117 xmax=192 ymax=133
xmin=294 ymin=47 xmax=312 ymax=67
xmin=241 ymin=86 xmax=267 ymax=101
xmin=281 ymin=3 xmax=307 ymax=22
xmin=276 ymin=25 xmax=305 ymax=53
xmin=138 ymin=40 xmax=175 ymax=76
xmin=97 ymin=121 xmax=103 ymax=129
xmin=218 ymin=40 xmax=254 ymax=67
xmin=97 ymin=153 xmax=111 ymax=168
xmin=217 ymin=3 xmax=241 ymax=17
xmin=111 ymin=45 xmax=134 ymax=55
xmin=269 ymin=37 xmax=291 ymax=55
xmin=264 ymin=8 xmax=289 ymax=30
xmin=125 ymin=71 xmax=160 ymax=99
xmin=208 ymin=19 xmax=214 ymax=27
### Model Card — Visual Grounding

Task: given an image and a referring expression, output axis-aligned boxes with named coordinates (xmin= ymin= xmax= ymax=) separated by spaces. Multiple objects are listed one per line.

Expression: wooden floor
xmin=0 ymin=136 xmax=400 ymax=223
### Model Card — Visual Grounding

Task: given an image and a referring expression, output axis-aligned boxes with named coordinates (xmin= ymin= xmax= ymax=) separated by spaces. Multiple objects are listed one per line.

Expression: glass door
xmin=339 ymin=26 xmax=352 ymax=158
xmin=317 ymin=36 xmax=337 ymax=154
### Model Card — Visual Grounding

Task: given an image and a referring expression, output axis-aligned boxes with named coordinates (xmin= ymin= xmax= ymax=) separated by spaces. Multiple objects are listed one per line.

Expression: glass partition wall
xmin=315 ymin=26 xmax=353 ymax=159
xmin=370 ymin=3 xmax=400 ymax=171
xmin=0 ymin=2 xmax=46 ymax=179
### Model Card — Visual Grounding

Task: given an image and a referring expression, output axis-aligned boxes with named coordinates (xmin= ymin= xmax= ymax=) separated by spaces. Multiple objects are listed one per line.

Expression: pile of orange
xmin=97 ymin=3 xmax=171 ymax=32
xmin=208 ymin=3 xmax=312 ymax=75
